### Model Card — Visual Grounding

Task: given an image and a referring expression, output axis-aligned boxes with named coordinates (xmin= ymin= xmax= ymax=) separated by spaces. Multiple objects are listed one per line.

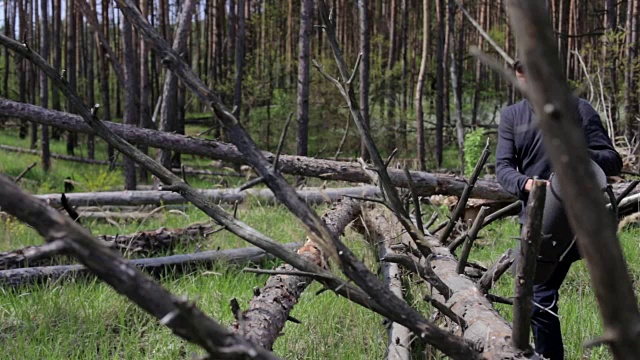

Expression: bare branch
xmin=381 ymin=254 xmax=452 ymax=300
xmin=512 ymin=180 xmax=546 ymax=353
xmin=478 ymin=249 xmax=514 ymax=294
xmin=455 ymin=206 xmax=489 ymax=274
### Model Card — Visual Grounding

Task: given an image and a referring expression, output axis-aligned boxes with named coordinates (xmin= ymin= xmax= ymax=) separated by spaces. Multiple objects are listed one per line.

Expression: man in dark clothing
xmin=495 ymin=61 xmax=623 ymax=360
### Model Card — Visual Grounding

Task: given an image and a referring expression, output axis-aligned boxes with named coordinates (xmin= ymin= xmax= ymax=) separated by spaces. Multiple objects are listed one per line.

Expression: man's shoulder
xmin=500 ymin=99 xmax=529 ymax=121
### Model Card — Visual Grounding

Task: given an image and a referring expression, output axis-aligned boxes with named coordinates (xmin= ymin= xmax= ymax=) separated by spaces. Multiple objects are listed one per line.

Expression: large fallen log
xmin=363 ymin=207 xmax=535 ymax=360
xmin=233 ymin=198 xmax=362 ymax=349
xmin=0 ymin=98 xmax=515 ymax=201
xmin=0 ymin=241 xmax=301 ymax=288
xmin=0 ymin=223 xmax=215 ymax=270
xmin=34 ymin=186 xmax=380 ymax=207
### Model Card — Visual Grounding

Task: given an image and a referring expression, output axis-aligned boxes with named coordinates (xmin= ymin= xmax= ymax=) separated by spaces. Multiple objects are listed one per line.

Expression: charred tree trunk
xmin=66 ymin=0 xmax=77 ymax=155
xmin=122 ymin=15 xmax=138 ymax=190
xmin=359 ymin=0 xmax=370 ymax=161
xmin=296 ymin=0 xmax=312 ymax=158
xmin=232 ymin=0 xmax=245 ymax=121
xmin=40 ymin=0 xmax=50 ymax=171
xmin=157 ymin=0 xmax=196 ymax=176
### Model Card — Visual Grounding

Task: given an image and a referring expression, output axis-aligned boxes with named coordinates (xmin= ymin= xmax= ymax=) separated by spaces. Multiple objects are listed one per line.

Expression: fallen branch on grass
xmin=35 ymin=186 xmax=380 ymax=207
xmin=0 ymin=240 xmax=302 ymax=288
xmin=0 ymin=222 xmax=215 ymax=270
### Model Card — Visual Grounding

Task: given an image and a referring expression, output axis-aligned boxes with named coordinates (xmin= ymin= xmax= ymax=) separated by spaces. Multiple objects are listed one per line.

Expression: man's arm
xmin=579 ymin=100 xmax=623 ymax=176
xmin=496 ymin=110 xmax=531 ymax=197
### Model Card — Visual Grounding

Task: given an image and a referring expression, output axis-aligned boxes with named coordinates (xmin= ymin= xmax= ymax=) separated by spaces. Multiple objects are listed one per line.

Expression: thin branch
xmin=456 ymin=207 xmax=489 ymax=274
xmin=456 ymin=0 xmax=514 ymax=64
xmin=440 ymin=140 xmax=491 ymax=243
xmin=478 ymin=249 xmax=514 ymax=294
xmin=13 ymin=162 xmax=36 ymax=183
xmin=469 ymin=46 xmax=528 ymax=97
xmin=404 ymin=166 xmax=424 ymax=233
xmin=424 ymin=294 xmax=467 ymax=329
xmin=381 ymin=254 xmax=451 ymax=300
xmin=273 ymin=112 xmax=294 ymax=171
xmin=242 ymin=268 xmax=334 ymax=281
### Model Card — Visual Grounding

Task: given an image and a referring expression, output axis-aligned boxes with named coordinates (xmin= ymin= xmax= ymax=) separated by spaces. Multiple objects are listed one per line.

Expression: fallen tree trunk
xmin=0 ymin=223 xmax=215 ymax=270
xmin=0 ymin=144 xmax=242 ymax=177
xmin=233 ymin=198 xmax=362 ymax=349
xmin=363 ymin=207 xmax=536 ymax=360
xmin=0 ymin=144 xmax=112 ymax=165
xmin=0 ymin=98 xmax=516 ymax=201
xmin=34 ymin=187 xmax=380 ymax=207
xmin=375 ymin=226 xmax=412 ymax=359
xmin=0 ymin=241 xmax=301 ymax=288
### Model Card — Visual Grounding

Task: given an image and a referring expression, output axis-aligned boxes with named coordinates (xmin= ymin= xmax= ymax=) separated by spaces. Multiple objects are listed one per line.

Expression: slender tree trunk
xmin=3 ymin=0 xmax=10 ymax=98
xmin=416 ymin=0 xmax=429 ymax=171
xmin=435 ymin=0 xmax=445 ymax=167
xmin=399 ymin=0 xmax=408 ymax=151
xmin=605 ymin=0 xmax=618 ymax=131
xmin=29 ymin=0 xmax=38 ymax=149
xmin=449 ymin=0 xmax=464 ymax=171
xmin=359 ymin=0 xmax=370 ymax=160
xmin=40 ymin=0 xmax=50 ymax=171
xmin=85 ymin=0 xmax=96 ymax=160
xmin=157 ymin=0 xmax=196 ymax=175
xmin=122 ymin=15 xmax=137 ymax=190
xmin=99 ymin=0 xmax=114 ymax=164
xmin=66 ymin=0 xmax=77 ymax=155
xmin=233 ymin=0 xmax=245 ymax=121
xmin=625 ymin=0 xmax=639 ymax=141
xmin=296 ymin=0 xmax=312 ymax=158
xmin=18 ymin=0 xmax=27 ymax=139
xmin=138 ymin=0 xmax=151 ymax=182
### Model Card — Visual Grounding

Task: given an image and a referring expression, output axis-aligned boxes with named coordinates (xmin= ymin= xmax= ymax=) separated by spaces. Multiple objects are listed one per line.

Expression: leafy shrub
xmin=464 ymin=128 xmax=487 ymax=176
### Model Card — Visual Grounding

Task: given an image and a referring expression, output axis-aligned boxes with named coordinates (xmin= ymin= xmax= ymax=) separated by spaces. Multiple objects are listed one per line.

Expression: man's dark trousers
xmin=530 ymin=242 xmax=581 ymax=360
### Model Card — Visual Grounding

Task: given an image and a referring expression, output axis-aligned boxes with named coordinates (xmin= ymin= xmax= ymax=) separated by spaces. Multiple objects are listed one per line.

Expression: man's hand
xmin=524 ymin=178 xmax=549 ymax=193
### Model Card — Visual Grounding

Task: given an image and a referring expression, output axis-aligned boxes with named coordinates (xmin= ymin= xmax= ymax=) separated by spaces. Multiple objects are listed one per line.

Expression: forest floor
xmin=0 ymin=125 xmax=634 ymax=359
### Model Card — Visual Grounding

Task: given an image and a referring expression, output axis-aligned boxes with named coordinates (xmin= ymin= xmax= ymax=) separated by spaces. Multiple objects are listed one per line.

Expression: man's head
xmin=513 ymin=60 xmax=526 ymax=85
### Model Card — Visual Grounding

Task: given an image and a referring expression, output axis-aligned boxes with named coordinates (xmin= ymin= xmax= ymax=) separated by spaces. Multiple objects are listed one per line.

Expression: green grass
xmin=0 ymin=125 xmax=637 ymax=360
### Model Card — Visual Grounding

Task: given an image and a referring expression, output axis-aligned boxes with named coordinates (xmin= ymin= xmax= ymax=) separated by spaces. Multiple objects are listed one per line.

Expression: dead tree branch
xmin=478 ymin=249 xmax=514 ymax=294
xmin=512 ymin=180 xmax=545 ymax=353
xmin=455 ymin=206 xmax=489 ymax=274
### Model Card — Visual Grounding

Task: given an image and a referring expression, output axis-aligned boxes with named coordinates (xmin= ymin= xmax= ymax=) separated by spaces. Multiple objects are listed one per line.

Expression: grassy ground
xmin=0 ymin=125 xmax=636 ymax=359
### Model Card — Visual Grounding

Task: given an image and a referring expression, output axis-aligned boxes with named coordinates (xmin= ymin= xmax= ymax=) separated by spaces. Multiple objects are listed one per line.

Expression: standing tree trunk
xmin=18 ymin=0 xmax=27 ymax=139
xmin=156 ymin=0 xmax=196 ymax=176
xmin=29 ymin=0 xmax=38 ymax=149
xmin=138 ymin=0 xmax=151 ymax=182
xmin=296 ymin=0 xmax=312 ymax=158
xmin=40 ymin=0 xmax=50 ymax=172
xmin=605 ymin=0 xmax=618 ymax=131
xmin=3 ymin=0 xmax=10 ymax=98
xmin=122 ymin=15 xmax=138 ymax=190
xmin=399 ymin=0 xmax=408 ymax=151
xmin=99 ymin=0 xmax=115 ymax=164
xmin=625 ymin=0 xmax=639 ymax=141
xmin=233 ymin=0 xmax=245 ymax=120
xmin=359 ymin=0 xmax=370 ymax=161
xmin=86 ymin=1 xmax=95 ymax=160
xmin=449 ymin=0 xmax=464 ymax=171
xmin=66 ymin=0 xmax=77 ymax=155
xmin=415 ymin=0 xmax=429 ymax=171
xmin=385 ymin=0 xmax=397 ymax=153
xmin=435 ymin=0 xmax=446 ymax=167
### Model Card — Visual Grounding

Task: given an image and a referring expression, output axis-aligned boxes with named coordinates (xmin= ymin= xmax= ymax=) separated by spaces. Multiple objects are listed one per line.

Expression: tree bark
xmin=233 ymin=0 xmax=245 ymax=120
xmin=359 ymin=0 xmax=370 ymax=161
xmin=296 ymin=0 xmax=312 ymax=158
xmin=18 ymin=0 xmax=27 ymax=139
xmin=66 ymin=0 xmax=77 ymax=155
xmin=157 ymin=0 xmax=196 ymax=174
xmin=448 ymin=0 xmax=464 ymax=171
xmin=415 ymin=0 xmax=429 ymax=171
xmin=40 ymin=0 xmax=50 ymax=172
xmin=33 ymin=186 xmax=381 ymax=208
xmin=122 ymin=14 xmax=138 ymax=190
xmin=435 ymin=0 xmax=446 ymax=167
xmin=233 ymin=199 xmax=362 ymax=350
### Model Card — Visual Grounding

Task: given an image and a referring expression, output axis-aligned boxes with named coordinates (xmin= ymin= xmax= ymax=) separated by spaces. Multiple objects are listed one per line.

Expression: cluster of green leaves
xmin=463 ymin=127 xmax=488 ymax=176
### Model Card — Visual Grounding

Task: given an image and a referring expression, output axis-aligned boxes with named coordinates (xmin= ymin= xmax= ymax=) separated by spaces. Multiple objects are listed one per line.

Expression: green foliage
xmin=464 ymin=128 xmax=487 ymax=176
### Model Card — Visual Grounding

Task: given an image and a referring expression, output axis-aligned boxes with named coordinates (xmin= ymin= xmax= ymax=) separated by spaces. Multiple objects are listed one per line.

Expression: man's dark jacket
xmin=496 ymin=98 xmax=622 ymax=208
